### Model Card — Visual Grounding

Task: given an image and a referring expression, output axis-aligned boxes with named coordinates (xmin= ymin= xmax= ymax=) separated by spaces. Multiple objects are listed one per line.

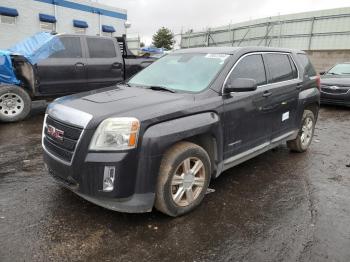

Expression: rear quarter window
xmin=87 ymin=38 xmax=117 ymax=58
xmin=297 ymin=53 xmax=317 ymax=77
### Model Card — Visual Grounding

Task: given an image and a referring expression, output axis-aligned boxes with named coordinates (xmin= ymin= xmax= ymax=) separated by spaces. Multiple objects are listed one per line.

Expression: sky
xmin=99 ymin=0 xmax=350 ymax=46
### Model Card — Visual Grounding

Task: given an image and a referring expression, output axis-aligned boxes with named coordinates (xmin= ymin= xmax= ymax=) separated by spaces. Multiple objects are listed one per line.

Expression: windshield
xmin=327 ymin=63 xmax=350 ymax=75
xmin=128 ymin=53 xmax=230 ymax=92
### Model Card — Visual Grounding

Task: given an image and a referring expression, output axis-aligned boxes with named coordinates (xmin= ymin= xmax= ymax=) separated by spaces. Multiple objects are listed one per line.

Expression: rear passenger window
xmin=50 ymin=37 xmax=82 ymax=58
xmin=87 ymin=38 xmax=116 ymax=58
xmin=228 ymin=54 xmax=267 ymax=86
xmin=264 ymin=53 xmax=295 ymax=83
xmin=297 ymin=53 xmax=317 ymax=77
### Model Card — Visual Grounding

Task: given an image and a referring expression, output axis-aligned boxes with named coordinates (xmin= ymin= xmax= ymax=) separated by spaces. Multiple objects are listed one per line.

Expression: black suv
xmin=42 ymin=47 xmax=320 ymax=217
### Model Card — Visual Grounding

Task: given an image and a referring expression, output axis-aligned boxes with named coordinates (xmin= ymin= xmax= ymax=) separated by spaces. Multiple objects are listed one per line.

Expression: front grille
xmin=321 ymin=86 xmax=349 ymax=95
xmin=43 ymin=116 xmax=83 ymax=163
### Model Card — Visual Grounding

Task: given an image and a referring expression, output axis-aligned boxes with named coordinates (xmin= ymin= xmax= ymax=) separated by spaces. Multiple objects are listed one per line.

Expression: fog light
xmin=103 ymin=166 xmax=116 ymax=192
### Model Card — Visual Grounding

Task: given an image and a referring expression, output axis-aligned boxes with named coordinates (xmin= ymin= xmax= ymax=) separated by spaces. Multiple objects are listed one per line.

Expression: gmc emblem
xmin=47 ymin=125 xmax=64 ymax=141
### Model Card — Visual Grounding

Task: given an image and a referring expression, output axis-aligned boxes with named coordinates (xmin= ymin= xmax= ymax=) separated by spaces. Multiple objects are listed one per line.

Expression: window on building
xmin=74 ymin=27 xmax=86 ymax=34
xmin=101 ymin=25 xmax=115 ymax=37
xmin=227 ymin=54 xmax=267 ymax=86
xmin=40 ymin=21 xmax=55 ymax=31
xmin=49 ymin=37 xmax=82 ymax=58
xmin=0 ymin=6 xmax=18 ymax=24
xmin=73 ymin=20 xmax=88 ymax=35
xmin=87 ymin=37 xmax=116 ymax=58
xmin=102 ymin=32 xmax=113 ymax=37
xmin=0 ymin=15 xmax=16 ymax=24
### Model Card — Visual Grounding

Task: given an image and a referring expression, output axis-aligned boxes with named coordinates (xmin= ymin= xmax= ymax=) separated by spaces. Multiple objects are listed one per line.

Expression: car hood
xmin=321 ymin=75 xmax=350 ymax=86
xmin=47 ymin=85 xmax=196 ymax=129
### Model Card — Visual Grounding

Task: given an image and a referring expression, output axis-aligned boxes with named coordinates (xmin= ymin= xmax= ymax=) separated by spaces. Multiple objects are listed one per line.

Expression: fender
xmin=296 ymin=87 xmax=320 ymax=124
xmin=299 ymin=87 xmax=320 ymax=103
xmin=134 ymin=112 xmax=222 ymax=194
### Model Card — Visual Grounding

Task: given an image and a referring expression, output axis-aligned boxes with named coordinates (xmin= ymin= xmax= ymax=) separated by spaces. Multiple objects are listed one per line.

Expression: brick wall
xmin=305 ymin=50 xmax=350 ymax=73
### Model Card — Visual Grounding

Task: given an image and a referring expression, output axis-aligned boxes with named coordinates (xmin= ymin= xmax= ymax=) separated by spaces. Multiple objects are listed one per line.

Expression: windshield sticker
xmin=205 ymin=54 xmax=230 ymax=61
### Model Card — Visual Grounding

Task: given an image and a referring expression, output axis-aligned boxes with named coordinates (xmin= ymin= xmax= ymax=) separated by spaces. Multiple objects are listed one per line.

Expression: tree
xmin=152 ymin=27 xmax=175 ymax=50
xmin=140 ymin=42 xmax=145 ymax=48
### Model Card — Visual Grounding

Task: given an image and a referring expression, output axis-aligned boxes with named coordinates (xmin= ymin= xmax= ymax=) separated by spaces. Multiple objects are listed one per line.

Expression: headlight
xmin=89 ymin=117 xmax=140 ymax=151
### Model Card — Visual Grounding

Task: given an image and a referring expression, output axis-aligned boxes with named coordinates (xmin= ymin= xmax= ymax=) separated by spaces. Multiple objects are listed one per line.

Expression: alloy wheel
xmin=301 ymin=117 xmax=313 ymax=147
xmin=171 ymin=157 xmax=206 ymax=207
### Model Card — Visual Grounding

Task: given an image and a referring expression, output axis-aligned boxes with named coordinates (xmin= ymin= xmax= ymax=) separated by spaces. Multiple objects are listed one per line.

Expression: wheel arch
xmin=134 ymin=112 xmax=223 ymax=194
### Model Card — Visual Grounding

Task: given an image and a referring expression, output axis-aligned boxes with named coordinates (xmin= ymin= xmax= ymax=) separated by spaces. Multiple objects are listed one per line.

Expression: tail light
xmin=316 ymin=74 xmax=321 ymax=90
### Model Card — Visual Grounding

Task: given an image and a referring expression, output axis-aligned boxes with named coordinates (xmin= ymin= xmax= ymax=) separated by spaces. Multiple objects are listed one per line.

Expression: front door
xmin=37 ymin=36 xmax=87 ymax=95
xmin=223 ymin=54 xmax=275 ymax=160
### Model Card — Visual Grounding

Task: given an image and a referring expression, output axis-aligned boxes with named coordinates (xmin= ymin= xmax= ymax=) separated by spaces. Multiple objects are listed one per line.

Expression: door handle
xmin=75 ymin=62 xmax=85 ymax=69
xmin=112 ymin=63 xmax=122 ymax=69
xmin=262 ymin=91 xmax=272 ymax=97
xmin=296 ymin=83 xmax=303 ymax=90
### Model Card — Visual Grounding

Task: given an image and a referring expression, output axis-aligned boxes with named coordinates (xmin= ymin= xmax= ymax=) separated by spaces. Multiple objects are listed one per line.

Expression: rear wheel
xmin=155 ymin=142 xmax=211 ymax=217
xmin=0 ymin=85 xmax=31 ymax=122
xmin=287 ymin=110 xmax=315 ymax=152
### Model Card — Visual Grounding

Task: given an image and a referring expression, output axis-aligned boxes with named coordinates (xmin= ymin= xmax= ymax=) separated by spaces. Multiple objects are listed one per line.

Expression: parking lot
xmin=0 ymin=104 xmax=349 ymax=261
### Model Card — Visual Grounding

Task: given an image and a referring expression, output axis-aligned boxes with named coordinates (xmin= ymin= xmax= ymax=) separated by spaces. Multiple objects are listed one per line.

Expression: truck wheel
xmin=287 ymin=110 xmax=315 ymax=152
xmin=0 ymin=85 xmax=31 ymax=122
xmin=155 ymin=141 xmax=211 ymax=217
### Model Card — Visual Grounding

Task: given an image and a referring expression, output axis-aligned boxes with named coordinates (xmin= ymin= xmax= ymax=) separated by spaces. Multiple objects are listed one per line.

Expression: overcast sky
xmin=100 ymin=0 xmax=350 ymax=45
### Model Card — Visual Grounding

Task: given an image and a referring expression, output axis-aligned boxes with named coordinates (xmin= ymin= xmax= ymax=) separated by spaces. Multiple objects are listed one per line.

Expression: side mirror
xmin=224 ymin=78 xmax=257 ymax=93
xmin=319 ymin=71 xmax=326 ymax=75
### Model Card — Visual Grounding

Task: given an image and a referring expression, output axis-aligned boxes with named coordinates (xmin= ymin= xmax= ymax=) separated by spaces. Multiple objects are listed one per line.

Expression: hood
xmin=48 ymin=85 xmax=195 ymax=129
xmin=321 ymin=75 xmax=350 ymax=86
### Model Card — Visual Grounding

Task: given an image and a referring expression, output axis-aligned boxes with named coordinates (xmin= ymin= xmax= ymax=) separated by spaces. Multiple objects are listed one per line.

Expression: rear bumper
xmin=320 ymin=91 xmax=350 ymax=107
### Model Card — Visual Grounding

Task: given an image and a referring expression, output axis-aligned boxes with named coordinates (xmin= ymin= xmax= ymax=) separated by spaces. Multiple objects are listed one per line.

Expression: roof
xmin=174 ymin=46 xmax=304 ymax=55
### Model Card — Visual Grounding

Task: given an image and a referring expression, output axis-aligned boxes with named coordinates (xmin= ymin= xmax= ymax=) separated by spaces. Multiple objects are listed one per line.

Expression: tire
xmin=155 ymin=141 xmax=211 ymax=217
xmin=287 ymin=110 xmax=315 ymax=152
xmin=0 ymin=85 xmax=32 ymax=122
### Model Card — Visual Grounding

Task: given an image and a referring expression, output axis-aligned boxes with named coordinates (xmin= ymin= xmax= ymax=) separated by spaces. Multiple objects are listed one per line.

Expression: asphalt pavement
xmin=0 ymin=104 xmax=349 ymax=262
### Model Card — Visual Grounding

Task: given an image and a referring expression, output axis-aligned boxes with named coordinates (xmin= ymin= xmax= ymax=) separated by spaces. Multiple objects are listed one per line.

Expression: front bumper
xmin=48 ymin=167 xmax=154 ymax=213
xmin=320 ymin=89 xmax=350 ymax=107
xmin=44 ymin=152 xmax=155 ymax=213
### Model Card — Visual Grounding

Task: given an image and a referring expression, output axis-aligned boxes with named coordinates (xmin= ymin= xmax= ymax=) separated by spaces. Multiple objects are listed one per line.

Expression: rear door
xmin=263 ymin=53 xmax=301 ymax=140
xmin=223 ymin=54 xmax=275 ymax=159
xmin=85 ymin=37 xmax=124 ymax=90
xmin=37 ymin=36 xmax=87 ymax=95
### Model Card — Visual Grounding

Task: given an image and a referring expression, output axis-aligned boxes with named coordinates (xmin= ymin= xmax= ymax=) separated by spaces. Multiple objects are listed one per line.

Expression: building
xmin=0 ymin=0 xmax=127 ymax=49
xmin=180 ymin=7 xmax=350 ymax=71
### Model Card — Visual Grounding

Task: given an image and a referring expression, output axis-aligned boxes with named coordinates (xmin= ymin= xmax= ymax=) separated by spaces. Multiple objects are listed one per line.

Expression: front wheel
xmin=287 ymin=110 xmax=316 ymax=152
xmin=155 ymin=142 xmax=211 ymax=217
xmin=0 ymin=85 xmax=32 ymax=122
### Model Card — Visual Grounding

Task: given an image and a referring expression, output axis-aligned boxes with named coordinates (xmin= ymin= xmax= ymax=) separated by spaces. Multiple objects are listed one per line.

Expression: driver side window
xmin=227 ymin=54 xmax=267 ymax=86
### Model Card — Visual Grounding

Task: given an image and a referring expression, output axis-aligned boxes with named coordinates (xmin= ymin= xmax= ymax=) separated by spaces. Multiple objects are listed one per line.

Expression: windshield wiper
xmin=148 ymin=85 xmax=176 ymax=93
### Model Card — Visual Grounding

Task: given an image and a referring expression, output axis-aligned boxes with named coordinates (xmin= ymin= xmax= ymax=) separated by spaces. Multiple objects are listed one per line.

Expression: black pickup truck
xmin=42 ymin=47 xmax=320 ymax=217
xmin=0 ymin=33 xmax=155 ymax=122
